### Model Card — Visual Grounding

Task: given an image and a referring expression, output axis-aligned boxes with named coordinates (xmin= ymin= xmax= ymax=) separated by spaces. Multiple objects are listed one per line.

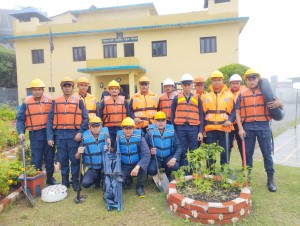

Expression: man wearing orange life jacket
xmin=74 ymin=77 xmax=97 ymax=118
xmin=16 ymin=79 xmax=58 ymax=185
xmin=129 ymin=76 xmax=158 ymax=134
xmin=158 ymin=78 xmax=176 ymax=124
xmin=235 ymin=69 xmax=283 ymax=192
xmin=202 ymin=70 xmax=235 ymax=169
xmin=171 ymin=73 xmax=204 ymax=167
xmin=47 ymin=77 xmax=88 ymax=191
xmin=97 ymin=80 xmax=129 ymax=147
xmin=193 ymin=76 xmax=207 ymax=98
xmin=227 ymin=74 xmax=246 ymax=165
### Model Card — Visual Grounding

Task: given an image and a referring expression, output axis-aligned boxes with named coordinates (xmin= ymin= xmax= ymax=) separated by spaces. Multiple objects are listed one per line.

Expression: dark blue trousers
xmin=147 ymin=155 xmax=180 ymax=177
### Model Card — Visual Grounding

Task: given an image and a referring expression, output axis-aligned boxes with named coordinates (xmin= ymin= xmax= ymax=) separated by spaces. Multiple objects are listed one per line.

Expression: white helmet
xmin=180 ymin=73 xmax=194 ymax=83
xmin=229 ymin=74 xmax=242 ymax=82
xmin=163 ymin=78 xmax=175 ymax=86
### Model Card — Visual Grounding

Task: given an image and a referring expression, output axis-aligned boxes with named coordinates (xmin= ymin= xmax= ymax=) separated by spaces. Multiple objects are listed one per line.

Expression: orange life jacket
xmin=174 ymin=93 xmax=200 ymax=125
xmin=159 ymin=92 xmax=175 ymax=121
xmin=24 ymin=95 xmax=52 ymax=131
xmin=240 ymin=88 xmax=271 ymax=122
xmin=52 ymin=95 xmax=82 ymax=129
xmin=74 ymin=92 xmax=97 ymax=118
xmin=228 ymin=85 xmax=246 ymax=124
xmin=103 ymin=95 xmax=127 ymax=127
xmin=131 ymin=91 xmax=158 ymax=128
xmin=202 ymin=84 xmax=234 ymax=132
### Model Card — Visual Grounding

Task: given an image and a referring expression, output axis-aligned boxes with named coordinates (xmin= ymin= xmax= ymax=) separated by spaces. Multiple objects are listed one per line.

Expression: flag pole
xmin=49 ymin=27 xmax=54 ymax=98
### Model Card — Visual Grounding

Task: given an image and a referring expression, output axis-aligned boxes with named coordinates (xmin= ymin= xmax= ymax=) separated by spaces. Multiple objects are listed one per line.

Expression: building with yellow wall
xmin=7 ymin=0 xmax=248 ymax=104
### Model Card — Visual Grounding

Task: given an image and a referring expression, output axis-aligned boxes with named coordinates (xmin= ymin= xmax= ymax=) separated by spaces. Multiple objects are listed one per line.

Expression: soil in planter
xmin=177 ymin=180 xmax=241 ymax=203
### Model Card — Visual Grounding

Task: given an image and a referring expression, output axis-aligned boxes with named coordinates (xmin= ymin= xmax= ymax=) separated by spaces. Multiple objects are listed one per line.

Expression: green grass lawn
xmin=1 ymin=149 xmax=299 ymax=226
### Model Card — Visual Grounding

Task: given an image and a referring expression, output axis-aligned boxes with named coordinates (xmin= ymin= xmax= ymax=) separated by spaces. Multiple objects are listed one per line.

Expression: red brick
xmin=239 ymin=192 xmax=251 ymax=200
xmin=168 ymin=183 xmax=176 ymax=189
xmin=188 ymin=203 xmax=206 ymax=213
xmin=175 ymin=211 xmax=190 ymax=221
xmin=193 ymin=200 xmax=209 ymax=207
xmin=222 ymin=210 xmax=242 ymax=219
xmin=233 ymin=200 xmax=247 ymax=212
xmin=198 ymin=212 xmax=220 ymax=220
xmin=176 ymin=205 xmax=193 ymax=217
xmin=168 ymin=193 xmax=184 ymax=206
xmin=207 ymin=206 xmax=230 ymax=214
xmin=223 ymin=200 xmax=235 ymax=206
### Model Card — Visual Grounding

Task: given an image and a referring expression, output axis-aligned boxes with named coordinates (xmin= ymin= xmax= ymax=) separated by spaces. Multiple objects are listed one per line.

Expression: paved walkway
xmin=254 ymin=124 xmax=300 ymax=168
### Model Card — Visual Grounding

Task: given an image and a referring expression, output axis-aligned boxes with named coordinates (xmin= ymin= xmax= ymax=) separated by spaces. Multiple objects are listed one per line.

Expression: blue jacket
xmin=115 ymin=129 xmax=150 ymax=172
xmin=145 ymin=124 xmax=182 ymax=161
xmin=82 ymin=127 xmax=109 ymax=170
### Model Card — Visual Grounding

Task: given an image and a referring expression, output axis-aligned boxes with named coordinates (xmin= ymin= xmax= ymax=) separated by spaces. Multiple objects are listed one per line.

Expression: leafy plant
xmin=173 ymin=143 xmax=245 ymax=195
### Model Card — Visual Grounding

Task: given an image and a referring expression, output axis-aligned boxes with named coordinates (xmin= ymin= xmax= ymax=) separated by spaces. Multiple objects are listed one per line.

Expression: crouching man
xmin=145 ymin=111 xmax=182 ymax=181
xmin=75 ymin=117 xmax=110 ymax=189
xmin=115 ymin=117 xmax=150 ymax=197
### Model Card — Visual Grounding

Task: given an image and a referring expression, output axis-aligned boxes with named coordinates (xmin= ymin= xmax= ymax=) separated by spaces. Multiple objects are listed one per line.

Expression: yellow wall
xmin=11 ymin=0 xmax=247 ymax=104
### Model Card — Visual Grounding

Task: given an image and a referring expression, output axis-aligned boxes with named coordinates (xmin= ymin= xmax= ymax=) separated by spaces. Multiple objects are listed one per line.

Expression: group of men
xmin=16 ymin=68 xmax=283 ymax=197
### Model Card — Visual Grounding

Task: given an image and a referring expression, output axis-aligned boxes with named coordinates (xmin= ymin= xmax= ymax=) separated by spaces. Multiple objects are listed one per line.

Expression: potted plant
xmin=168 ymin=143 xmax=251 ymax=225
xmin=18 ymin=164 xmax=46 ymax=198
xmin=16 ymin=144 xmax=46 ymax=198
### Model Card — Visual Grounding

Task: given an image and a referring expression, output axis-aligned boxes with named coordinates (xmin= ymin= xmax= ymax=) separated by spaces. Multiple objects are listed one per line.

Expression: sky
xmin=3 ymin=0 xmax=300 ymax=84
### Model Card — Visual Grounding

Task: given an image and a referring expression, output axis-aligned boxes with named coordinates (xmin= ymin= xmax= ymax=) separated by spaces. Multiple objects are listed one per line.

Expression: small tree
xmin=204 ymin=63 xmax=249 ymax=91
xmin=0 ymin=46 xmax=17 ymax=88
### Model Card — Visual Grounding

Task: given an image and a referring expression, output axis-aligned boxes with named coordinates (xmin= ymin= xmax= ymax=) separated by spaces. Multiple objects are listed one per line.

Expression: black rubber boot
xmin=46 ymin=171 xmax=59 ymax=185
xmin=136 ymin=173 xmax=146 ymax=197
xmin=267 ymin=173 xmax=277 ymax=192
xmin=62 ymin=175 xmax=70 ymax=188
xmin=72 ymin=174 xmax=80 ymax=192
xmin=123 ymin=178 xmax=133 ymax=190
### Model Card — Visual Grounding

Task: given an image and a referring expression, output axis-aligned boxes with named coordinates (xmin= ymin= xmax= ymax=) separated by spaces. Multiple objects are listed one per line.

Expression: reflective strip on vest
xmin=240 ymin=88 xmax=271 ymax=122
xmin=103 ymin=96 xmax=127 ymax=127
xmin=174 ymin=93 xmax=200 ymax=125
xmin=25 ymin=95 xmax=52 ymax=131
xmin=53 ymin=95 xmax=82 ymax=129
xmin=117 ymin=129 xmax=142 ymax=165
xmin=132 ymin=92 xmax=158 ymax=128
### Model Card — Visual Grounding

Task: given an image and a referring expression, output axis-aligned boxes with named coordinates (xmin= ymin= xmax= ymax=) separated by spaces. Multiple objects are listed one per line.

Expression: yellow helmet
xmin=89 ymin=116 xmax=102 ymax=126
xmin=30 ymin=79 xmax=45 ymax=88
xmin=139 ymin=76 xmax=150 ymax=83
xmin=210 ymin=70 xmax=224 ymax=79
xmin=77 ymin=77 xmax=89 ymax=85
xmin=194 ymin=76 xmax=205 ymax=83
xmin=154 ymin=111 xmax=166 ymax=120
xmin=108 ymin=80 xmax=120 ymax=89
xmin=60 ymin=77 xmax=74 ymax=86
xmin=121 ymin=117 xmax=135 ymax=127
xmin=244 ymin=68 xmax=261 ymax=80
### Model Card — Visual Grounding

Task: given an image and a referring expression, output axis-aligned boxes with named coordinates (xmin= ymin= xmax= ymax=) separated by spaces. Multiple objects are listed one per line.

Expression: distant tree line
xmin=0 ymin=46 xmax=17 ymax=88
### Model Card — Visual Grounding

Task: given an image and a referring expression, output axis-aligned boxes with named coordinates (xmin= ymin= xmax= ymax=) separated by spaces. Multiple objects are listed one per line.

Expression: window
xmin=152 ymin=41 xmax=167 ymax=57
xmin=200 ymin=36 xmax=217 ymax=53
xmin=73 ymin=47 xmax=86 ymax=61
xmin=104 ymin=44 xmax=117 ymax=58
xmin=32 ymin=49 xmax=44 ymax=64
xmin=124 ymin=43 xmax=134 ymax=57
xmin=215 ymin=0 xmax=230 ymax=3
xmin=48 ymin=87 xmax=55 ymax=93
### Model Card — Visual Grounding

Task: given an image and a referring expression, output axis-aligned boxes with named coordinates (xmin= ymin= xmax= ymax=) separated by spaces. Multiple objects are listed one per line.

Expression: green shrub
xmin=0 ymin=104 xmax=17 ymax=121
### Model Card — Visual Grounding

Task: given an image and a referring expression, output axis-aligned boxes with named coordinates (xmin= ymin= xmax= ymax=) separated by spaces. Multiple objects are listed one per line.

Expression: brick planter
xmin=167 ymin=175 xmax=252 ymax=225
xmin=0 ymin=187 xmax=22 ymax=212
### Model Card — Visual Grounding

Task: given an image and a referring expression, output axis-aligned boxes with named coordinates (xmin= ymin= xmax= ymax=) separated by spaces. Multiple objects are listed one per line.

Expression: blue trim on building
xmin=4 ymin=16 xmax=249 ymax=41
xmin=77 ymin=65 xmax=146 ymax=73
